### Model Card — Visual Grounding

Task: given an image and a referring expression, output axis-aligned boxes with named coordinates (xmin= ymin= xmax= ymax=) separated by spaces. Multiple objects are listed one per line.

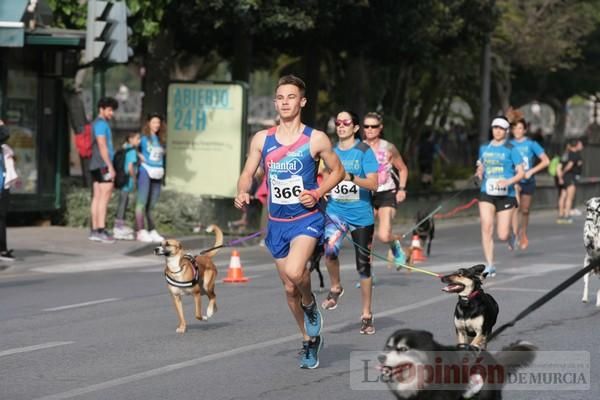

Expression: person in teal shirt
xmin=114 ymin=132 xmax=141 ymax=240
xmin=476 ymin=116 xmax=525 ymax=278
xmin=321 ymin=110 xmax=379 ymax=335
xmin=509 ymin=118 xmax=549 ymax=250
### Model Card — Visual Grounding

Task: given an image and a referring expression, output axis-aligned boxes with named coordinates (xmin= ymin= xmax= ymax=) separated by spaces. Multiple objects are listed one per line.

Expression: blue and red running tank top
xmin=262 ymin=125 xmax=319 ymax=220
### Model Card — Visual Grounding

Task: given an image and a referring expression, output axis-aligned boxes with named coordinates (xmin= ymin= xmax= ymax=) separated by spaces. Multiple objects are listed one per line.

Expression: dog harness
xmin=164 ymin=254 xmax=201 ymax=288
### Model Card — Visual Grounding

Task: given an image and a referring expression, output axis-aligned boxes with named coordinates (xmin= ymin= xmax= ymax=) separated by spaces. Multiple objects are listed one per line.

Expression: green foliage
xmin=62 ymin=185 xmax=217 ymax=236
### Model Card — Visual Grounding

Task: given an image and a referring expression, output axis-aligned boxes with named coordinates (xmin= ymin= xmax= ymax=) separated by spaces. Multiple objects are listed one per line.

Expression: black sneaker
xmin=0 ymin=249 xmax=15 ymax=262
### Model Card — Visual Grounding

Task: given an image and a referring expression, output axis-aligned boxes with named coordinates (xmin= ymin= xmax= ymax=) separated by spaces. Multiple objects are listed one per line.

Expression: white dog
xmin=582 ymin=197 xmax=600 ymax=306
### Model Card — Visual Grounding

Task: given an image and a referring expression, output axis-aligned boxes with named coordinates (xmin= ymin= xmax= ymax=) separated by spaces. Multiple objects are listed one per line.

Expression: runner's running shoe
xmin=299 ymin=335 xmax=323 ymax=369
xmin=483 ymin=265 xmax=496 ymax=278
xmin=301 ymin=294 xmax=323 ymax=337
xmin=321 ymin=287 xmax=344 ymax=310
xmin=359 ymin=315 xmax=376 ymax=335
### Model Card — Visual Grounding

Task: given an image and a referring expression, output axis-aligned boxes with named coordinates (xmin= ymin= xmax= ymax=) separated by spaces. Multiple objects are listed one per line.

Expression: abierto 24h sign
xmin=166 ymin=82 xmax=247 ymax=197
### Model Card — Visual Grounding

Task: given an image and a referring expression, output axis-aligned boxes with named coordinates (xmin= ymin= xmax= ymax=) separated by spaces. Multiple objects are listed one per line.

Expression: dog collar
xmin=459 ymin=290 xmax=480 ymax=301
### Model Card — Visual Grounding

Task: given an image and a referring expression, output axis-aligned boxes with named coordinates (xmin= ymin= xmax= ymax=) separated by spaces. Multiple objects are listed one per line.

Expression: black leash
xmin=488 ymin=256 xmax=600 ymax=343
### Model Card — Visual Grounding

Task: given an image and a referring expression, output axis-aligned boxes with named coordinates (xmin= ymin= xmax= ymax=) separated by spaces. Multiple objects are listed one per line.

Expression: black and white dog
xmin=378 ymin=329 xmax=536 ymax=400
xmin=414 ymin=211 xmax=435 ymax=256
xmin=441 ymin=264 xmax=499 ymax=349
xmin=582 ymin=197 xmax=600 ymax=306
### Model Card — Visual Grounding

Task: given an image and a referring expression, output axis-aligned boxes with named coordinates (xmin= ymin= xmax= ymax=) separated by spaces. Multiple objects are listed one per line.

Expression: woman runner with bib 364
xmin=476 ymin=116 xmax=525 ymax=278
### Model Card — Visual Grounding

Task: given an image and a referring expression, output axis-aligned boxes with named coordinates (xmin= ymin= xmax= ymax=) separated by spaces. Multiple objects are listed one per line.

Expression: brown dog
xmin=154 ymin=225 xmax=223 ymax=333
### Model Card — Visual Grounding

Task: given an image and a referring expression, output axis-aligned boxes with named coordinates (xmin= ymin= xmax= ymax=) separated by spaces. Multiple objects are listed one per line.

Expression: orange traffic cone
xmin=411 ymin=234 xmax=427 ymax=263
xmin=223 ymin=249 xmax=249 ymax=283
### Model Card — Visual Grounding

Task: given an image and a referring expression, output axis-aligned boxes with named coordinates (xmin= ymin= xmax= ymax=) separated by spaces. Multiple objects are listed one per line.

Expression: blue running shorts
xmin=265 ymin=211 xmax=324 ymax=259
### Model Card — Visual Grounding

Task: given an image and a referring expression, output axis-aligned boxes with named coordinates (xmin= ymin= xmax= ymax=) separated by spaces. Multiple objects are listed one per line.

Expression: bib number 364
xmin=271 ymin=175 xmax=304 ymax=205
xmin=331 ymin=181 xmax=359 ymax=201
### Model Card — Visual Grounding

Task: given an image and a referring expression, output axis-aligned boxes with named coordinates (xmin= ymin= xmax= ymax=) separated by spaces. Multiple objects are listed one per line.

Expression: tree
xmin=491 ymin=0 xmax=600 ymax=111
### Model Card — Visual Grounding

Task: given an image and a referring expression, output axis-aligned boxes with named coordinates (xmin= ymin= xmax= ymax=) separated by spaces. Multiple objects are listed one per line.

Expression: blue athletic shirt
xmin=326 ymin=139 xmax=378 ymax=227
xmin=93 ymin=118 xmax=114 ymax=159
xmin=510 ymin=138 xmax=545 ymax=184
xmin=122 ymin=144 xmax=138 ymax=193
xmin=140 ymin=134 xmax=164 ymax=168
xmin=262 ymin=126 xmax=318 ymax=220
xmin=478 ymin=141 xmax=523 ymax=197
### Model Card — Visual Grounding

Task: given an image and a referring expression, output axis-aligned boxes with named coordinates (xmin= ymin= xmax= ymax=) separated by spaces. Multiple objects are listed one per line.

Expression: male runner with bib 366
xmin=234 ymin=75 xmax=344 ymax=369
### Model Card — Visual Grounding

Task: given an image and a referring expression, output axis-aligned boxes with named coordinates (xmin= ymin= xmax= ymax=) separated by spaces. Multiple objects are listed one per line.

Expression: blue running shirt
xmin=327 ymin=140 xmax=378 ymax=227
xmin=478 ymin=141 xmax=523 ymax=197
xmin=262 ymin=126 xmax=319 ymax=220
xmin=140 ymin=134 xmax=164 ymax=168
xmin=510 ymin=138 xmax=545 ymax=184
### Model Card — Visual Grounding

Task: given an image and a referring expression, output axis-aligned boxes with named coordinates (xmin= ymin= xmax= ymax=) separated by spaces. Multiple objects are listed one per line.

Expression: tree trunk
xmin=303 ymin=40 xmax=321 ymax=127
xmin=231 ymin=18 xmax=252 ymax=83
xmin=345 ymin=53 xmax=368 ymax=119
xmin=142 ymin=30 xmax=175 ymax=119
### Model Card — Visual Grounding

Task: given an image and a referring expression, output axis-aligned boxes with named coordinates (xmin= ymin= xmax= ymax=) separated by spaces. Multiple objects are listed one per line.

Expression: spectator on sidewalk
xmin=113 ymin=132 xmax=141 ymax=240
xmin=88 ymin=97 xmax=119 ymax=244
xmin=0 ymin=120 xmax=18 ymax=261
xmin=135 ymin=113 xmax=167 ymax=243
xmin=64 ymin=83 xmax=92 ymax=187
xmin=557 ymin=138 xmax=584 ymax=224
xmin=417 ymin=130 xmax=448 ymax=189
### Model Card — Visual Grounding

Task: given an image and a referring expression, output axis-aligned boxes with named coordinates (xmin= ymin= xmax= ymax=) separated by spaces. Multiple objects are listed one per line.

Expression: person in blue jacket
xmin=476 ymin=116 xmax=525 ymax=278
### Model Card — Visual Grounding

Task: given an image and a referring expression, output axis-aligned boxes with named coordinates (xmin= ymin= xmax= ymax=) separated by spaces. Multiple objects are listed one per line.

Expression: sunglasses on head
xmin=363 ymin=124 xmax=381 ymax=129
xmin=335 ymin=119 xmax=353 ymax=127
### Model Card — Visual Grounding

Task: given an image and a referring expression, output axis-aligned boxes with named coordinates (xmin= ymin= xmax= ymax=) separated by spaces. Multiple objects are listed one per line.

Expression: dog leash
xmin=399 ymin=175 xmax=479 ymax=239
xmin=314 ymin=201 xmax=441 ymax=278
xmin=199 ymin=229 xmax=265 ymax=255
xmin=487 ymin=256 xmax=600 ymax=343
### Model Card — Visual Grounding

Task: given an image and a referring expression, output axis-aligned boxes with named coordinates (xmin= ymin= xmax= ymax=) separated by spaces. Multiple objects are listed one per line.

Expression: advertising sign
xmin=166 ymin=82 xmax=247 ymax=197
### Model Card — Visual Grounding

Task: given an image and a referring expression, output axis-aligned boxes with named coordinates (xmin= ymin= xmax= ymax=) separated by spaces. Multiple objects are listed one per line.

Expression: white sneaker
xmin=114 ymin=226 xmax=134 ymax=240
xmin=148 ymin=229 xmax=164 ymax=242
xmin=137 ymin=229 xmax=153 ymax=242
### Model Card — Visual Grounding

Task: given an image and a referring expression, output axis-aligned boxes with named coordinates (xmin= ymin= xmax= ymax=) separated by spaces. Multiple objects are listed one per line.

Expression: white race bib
xmin=270 ymin=175 xmax=304 ymax=205
xmin=331 ymin=181 xmax=359 ymax=202
xmin=486 ymin=178 xmax=508 ymax=196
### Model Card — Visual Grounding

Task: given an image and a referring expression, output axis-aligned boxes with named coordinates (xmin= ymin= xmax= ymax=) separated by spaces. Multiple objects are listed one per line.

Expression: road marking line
xmin=493 ymin=287 xmax=579 ymax=294
xmin=32 ymin=258 xmax=156 ymax=274
xmin=43 ymin=298 xmax=121 ymax=312
xmin=33 ymin=275 xmax=525 ymax=400
xmin=0 ymin=342 xmax=74 ymax=358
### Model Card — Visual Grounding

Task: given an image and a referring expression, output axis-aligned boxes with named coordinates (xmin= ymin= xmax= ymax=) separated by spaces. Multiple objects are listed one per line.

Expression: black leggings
xmin=0 ymin=189 xmax=9 ymax=252
xmin=351 ymin=224 xmax=375 ymax=279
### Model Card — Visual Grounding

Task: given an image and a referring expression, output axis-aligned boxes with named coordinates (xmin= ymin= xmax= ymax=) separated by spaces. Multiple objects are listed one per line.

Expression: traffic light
xmin=84 ymin=0 xmax=133 ymax=64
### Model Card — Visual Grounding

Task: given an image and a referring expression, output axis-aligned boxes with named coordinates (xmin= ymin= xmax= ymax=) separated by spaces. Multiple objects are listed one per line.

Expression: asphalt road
xmin=1 ymin=212 xmax=598 ymax=400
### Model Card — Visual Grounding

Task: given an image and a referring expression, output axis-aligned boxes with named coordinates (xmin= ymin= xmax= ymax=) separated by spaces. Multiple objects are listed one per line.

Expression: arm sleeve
xmin=531 ymin=141 xmax=545 ymax=157
xmin=362 ymin=148 xmax=379 ymax=176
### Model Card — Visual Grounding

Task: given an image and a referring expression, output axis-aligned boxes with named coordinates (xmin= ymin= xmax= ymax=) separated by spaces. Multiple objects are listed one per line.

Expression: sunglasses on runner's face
xmin=363 ymin=124 xmax=381 ymax=129
xmin=335 ymin=119 xmax=353 ymax=127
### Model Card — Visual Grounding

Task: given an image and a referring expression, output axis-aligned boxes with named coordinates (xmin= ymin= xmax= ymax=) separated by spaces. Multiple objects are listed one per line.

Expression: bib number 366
xmin=271 ymin=175 xmax=304 ymax=205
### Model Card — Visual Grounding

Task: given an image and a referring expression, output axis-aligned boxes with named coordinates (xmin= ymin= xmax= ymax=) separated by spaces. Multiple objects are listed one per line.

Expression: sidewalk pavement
xmin=0 ymin=226 xmax=246 ymax=275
